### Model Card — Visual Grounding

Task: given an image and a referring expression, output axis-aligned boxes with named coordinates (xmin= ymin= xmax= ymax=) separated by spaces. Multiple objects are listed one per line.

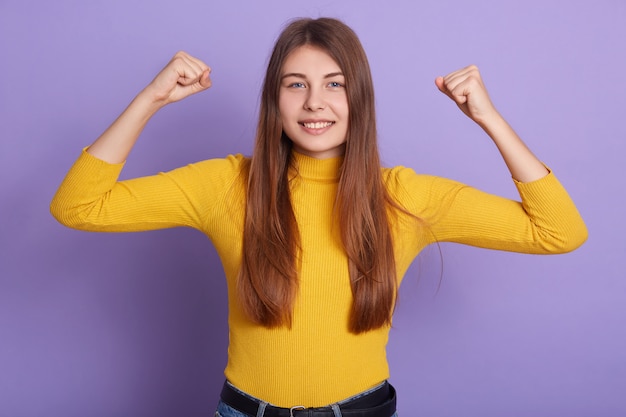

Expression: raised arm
xmin=88 ymin=51 xmax=212 ymax=164
xmin=428 ymin=65 xmax=587 ymax=252
xmin=51 ymin=52 xmax=214 ymax=231
xmin=435 ymin=65 xmax=547 ymax=183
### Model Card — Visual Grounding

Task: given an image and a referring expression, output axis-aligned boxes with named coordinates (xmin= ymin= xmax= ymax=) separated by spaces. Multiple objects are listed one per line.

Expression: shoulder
xmin=381 ymin=165 xmax=469 ymax=217
xmin=167 ymin=153 xmax=249 ymax=182
xmin=382 ymin=165 xmax=461 ymax=193
xmin=157 ymin=154 xmax=250 ymax=206
xmin=183 ymin=153 xmax=249 ymax=172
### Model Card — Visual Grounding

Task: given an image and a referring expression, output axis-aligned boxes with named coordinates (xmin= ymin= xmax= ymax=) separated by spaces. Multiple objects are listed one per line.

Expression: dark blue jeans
xmin=214 ymin=381 xmax=398 ymax=417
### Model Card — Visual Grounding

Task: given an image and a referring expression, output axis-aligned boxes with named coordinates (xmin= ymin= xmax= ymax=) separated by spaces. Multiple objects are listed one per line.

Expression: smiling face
xmin=278 ymin=45 xmax=349 ymax=159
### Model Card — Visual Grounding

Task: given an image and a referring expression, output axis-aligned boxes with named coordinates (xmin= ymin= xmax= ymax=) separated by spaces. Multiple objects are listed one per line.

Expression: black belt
xmin=220 ymin=380 xmax=396 ymax=417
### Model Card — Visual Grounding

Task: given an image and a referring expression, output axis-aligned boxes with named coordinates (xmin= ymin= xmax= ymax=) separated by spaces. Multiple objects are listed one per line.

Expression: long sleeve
xmin=50 ymin=149 xmax=246 ymax=233
xmin=385 ymin=167 xmax=588 ymax=254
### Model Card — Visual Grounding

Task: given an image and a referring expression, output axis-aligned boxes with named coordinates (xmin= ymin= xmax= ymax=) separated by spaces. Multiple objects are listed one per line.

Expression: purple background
xmin=1 ymin=0 xmax=624 ymax=416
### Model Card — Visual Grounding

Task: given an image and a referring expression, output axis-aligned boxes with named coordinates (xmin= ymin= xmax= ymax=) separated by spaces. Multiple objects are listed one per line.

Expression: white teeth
xmin=303 ymin=121 xmax=333 ymax=129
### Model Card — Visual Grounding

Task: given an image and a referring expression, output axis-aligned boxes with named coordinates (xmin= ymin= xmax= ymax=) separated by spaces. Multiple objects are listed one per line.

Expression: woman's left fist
xmin=435 ymin=65 xmax=498 ymax=125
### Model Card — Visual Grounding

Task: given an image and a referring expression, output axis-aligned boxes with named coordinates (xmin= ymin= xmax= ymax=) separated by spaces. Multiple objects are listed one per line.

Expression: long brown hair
xmin=238 ymin=17 xmax=399 ymax=333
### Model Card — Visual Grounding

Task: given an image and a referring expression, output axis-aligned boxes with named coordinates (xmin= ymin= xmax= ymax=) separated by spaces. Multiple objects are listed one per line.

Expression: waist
xmin=220 ymin=380 xmax=396 ymax=417
xmin=224 ymin=323 xmax=391 ymax=405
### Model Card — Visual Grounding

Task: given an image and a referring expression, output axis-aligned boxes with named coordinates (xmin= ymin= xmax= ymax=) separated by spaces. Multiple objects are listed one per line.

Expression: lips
xmin=301 ymin=121 xmax=334 ymax=129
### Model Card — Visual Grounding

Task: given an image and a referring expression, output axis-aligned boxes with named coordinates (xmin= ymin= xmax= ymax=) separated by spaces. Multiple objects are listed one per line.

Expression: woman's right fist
xmin=144 ymin=51 xmax=212 ymax=105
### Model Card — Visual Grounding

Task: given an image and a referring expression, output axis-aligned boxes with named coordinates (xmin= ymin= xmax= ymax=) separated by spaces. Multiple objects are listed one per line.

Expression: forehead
xmin=281 ymin=45 xmax=342 ymax=74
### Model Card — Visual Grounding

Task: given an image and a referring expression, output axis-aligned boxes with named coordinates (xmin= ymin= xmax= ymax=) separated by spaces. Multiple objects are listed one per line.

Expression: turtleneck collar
xmin=291 ymin=151 xmax=343 ymax=183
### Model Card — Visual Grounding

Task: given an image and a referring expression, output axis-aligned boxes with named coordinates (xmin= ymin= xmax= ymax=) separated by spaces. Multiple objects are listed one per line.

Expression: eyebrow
xmin=281 ymin=72 xmax=344 ymax=80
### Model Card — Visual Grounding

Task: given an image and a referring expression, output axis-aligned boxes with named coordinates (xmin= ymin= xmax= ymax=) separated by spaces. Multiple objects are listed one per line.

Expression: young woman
xmin=51 ymin=17 xmax=587 ymax=417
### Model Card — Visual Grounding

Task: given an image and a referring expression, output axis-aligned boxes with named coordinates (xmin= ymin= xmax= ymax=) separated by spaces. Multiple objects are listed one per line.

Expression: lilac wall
xmin=1 ymin=0 xmax=624 ymax=416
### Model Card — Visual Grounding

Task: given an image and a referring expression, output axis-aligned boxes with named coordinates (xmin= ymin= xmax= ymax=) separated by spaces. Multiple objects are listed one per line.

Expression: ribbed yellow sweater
xmin=51 ymin=149 xmax=587 ymax=407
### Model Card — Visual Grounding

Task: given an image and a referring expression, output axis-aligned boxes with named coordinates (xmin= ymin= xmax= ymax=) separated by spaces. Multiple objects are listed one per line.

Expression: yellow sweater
xmin=51 ymin=149 xmax=587 ymax=407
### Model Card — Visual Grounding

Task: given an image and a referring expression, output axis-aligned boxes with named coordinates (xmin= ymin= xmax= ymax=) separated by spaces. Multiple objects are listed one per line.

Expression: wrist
xmin=473 ymin=107 xmax=503 ymax=131
xmin=133 ymin=88 xmax=168 ymax=118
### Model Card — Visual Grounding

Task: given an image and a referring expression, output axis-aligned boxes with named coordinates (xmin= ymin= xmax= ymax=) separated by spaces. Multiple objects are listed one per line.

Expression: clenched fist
xmin=435 ymin=65 xmax=498 ymax=126
xmin=144 ymin=51 xmax=212 ymax=105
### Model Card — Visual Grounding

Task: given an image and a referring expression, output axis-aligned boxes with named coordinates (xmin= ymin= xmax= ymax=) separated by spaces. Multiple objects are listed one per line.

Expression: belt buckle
xmin=290 ymin=405 xmax=306 ymax=417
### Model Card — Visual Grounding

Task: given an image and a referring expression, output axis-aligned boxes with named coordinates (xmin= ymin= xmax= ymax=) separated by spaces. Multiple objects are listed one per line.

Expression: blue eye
xmin=289 ymin=82 xmax=305 ymax=88
xmin=328 ymin=82 xmax=343 ymax=88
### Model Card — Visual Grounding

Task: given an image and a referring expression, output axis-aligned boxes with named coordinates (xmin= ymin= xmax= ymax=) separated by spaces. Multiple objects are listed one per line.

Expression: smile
xmin=300 ymin=121 xmax=334 ymax=129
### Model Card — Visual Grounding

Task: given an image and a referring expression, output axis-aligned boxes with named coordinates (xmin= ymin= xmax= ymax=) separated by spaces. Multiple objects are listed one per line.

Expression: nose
xmin=304 ymin=87 xmax=325 ymax=111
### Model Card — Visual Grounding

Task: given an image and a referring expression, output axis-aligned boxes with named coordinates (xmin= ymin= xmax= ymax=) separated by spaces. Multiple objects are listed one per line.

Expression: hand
xmin=435 ymin=65 xmax=498 ymax=126
xmin=436 ymin=65 xmax=549 ymax=182
xmin=143 ymin=51 xmax=212 ymax=106
xmin=84 ymin=52 xmax=211 ymax=163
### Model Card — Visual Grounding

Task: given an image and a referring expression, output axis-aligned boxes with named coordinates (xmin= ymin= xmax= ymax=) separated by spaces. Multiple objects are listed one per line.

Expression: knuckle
xmin=173 ymin=51 xmax=187 ymax=62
